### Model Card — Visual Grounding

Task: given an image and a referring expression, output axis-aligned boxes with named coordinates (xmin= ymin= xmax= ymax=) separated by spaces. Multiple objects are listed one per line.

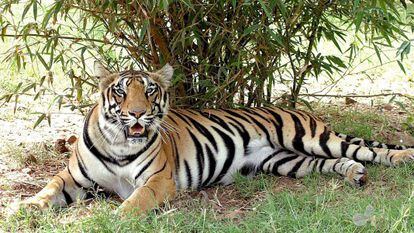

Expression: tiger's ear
xmin=151 ymin=64 xmax=174 ymax=89
xmin=94 ymin=61 xmax=116 ymax=90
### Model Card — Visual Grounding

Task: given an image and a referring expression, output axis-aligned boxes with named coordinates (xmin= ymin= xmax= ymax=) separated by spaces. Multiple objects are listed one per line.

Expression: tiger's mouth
xmin=126 ymin=122 xmax=148 ymax=139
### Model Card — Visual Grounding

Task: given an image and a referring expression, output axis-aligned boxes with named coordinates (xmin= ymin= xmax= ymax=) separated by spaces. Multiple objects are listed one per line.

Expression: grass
xmin=2 ymin=107 xmax=414 ymax=232
xmin=1 ymin=142 xmax=63 ymax=169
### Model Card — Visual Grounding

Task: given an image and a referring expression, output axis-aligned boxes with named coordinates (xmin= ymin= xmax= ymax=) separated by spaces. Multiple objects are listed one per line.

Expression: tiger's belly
xmin=173 ymin=136 xmax=280 ymax=190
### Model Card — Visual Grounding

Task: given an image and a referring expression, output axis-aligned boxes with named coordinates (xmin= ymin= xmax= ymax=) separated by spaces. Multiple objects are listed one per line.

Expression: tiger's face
xmin=95 ymin=63 xmax=173 ymax=143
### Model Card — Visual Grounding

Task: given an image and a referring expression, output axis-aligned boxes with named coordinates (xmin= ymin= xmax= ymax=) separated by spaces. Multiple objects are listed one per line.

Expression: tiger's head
xmin=94 ymin=62 xmax=173 ymax=143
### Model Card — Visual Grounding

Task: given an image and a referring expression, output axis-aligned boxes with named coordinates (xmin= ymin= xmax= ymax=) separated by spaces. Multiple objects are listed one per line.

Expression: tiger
xmin=18 ymin=62 xmax=414 ymax=215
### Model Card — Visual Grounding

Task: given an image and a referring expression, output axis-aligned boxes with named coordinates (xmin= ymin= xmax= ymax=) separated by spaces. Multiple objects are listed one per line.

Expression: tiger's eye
xmin=147 ymin=86 xmax=156 ymax=94
xmin=113 ymin=87 xmax=125 ymax=96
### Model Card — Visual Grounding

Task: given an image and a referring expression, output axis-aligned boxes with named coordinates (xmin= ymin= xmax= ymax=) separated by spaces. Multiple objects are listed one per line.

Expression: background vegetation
xmin=1 ymin=0 xmax=413 ymax=113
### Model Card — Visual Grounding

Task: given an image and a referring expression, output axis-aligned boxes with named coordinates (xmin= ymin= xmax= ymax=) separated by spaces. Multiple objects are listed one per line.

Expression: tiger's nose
xmin=128 ymin=108 xmax=146 ymax=118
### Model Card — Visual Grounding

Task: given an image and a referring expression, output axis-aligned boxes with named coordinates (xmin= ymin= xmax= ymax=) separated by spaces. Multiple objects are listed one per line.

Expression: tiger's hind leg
xmin=334 ymin=132 xmax=412 ymax=150
xmin=289 ymin=128 xmax=414 ymax=167
xmin=328 ymin=133 xmax=414 ymax=166
xmin=260 ymin=150 xmax=367 ymax=187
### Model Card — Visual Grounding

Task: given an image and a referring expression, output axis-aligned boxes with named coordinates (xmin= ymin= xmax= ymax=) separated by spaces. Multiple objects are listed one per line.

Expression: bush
xmin=0 ymin=0 xmax=413 ymax=111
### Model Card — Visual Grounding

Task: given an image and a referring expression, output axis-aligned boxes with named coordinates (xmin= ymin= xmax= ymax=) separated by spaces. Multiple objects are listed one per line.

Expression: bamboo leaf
xmin=373 ymin=43 xmax=383 ymax=65
xmin=258 ymin=0 xmax=272 ymax=20
xmin=36 ymin=52 xmax=50 ymax=70
xmin=33 ymin=113 xmax=46 ymax=129
xmin=42 ymin=5 xmax=55 ymax=28
xmin=397 ymin=60 xmax=406 ymax=74
xmin=33 ymin=0 xmax=37 ymax=20
xmin=22 ymin=1 xmax=33 ymax=21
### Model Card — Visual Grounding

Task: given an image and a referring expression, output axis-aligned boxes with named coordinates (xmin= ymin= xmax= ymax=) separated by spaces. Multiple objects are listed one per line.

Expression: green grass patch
xmin=3 ymin=164 xmax=414 ymax=232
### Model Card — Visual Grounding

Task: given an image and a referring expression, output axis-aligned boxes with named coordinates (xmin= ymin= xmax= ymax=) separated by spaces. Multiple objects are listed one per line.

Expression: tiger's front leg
xmin=18 ymin=149 xmax=92 ymax=210
xmin=119 ymin=156 xmax=176 ymax=216
xmin=19 ymin=168 xmax=87 ymax=209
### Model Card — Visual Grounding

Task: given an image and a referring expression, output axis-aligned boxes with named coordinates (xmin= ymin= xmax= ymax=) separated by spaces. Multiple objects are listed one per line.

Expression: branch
xmin=1 ymin=34 xmax=127 ymax=48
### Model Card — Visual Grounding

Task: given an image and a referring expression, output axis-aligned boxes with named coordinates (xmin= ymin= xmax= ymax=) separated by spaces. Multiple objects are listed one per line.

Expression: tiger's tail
xmin=334 ymin=132 xmax=414 ymax=150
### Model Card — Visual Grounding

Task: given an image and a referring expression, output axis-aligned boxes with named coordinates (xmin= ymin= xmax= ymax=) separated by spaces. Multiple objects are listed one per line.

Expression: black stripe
xmin=201 ymin=145 xmax=217 ymax=187
xmin=188 ymin=131 xmax=204 ymax=188
xmin=82 ymin=107 xmax=116 ymax=173
xmin=75 ymin=149 xmax=96 ymax=185
xmin=259 ymin=150 xmax=284 ymax=171
xmin=352 ymin=147 xmax=362 ymax=161
xmin=262 ymin=107 xmax=285 ymax=147
xmin=211 ymin=126 xmax=235 ymax=184
xmin=184 ymin=115 xmax=218 ymax=152
xmin=319 ymin=127 xmax=333 ymax=158
xmin=67 ymin=166 xmax=82 ymax=188
xmin=162 ymin=89 xmax=168 ymax=103
xmin=291 ymin=114 xmax=313 ymax=157
xmin=143 ymin=160 xmax=167 ymax=185
xmin=101 ymin=92 xmax=106 ymax=109
xmin=170 ymin=110 xmax=192 ymax=125
xmin=309 ymin=117 xmax=317 ymax=138
xmin=368 ymin=148 xmax=377 ymax=162
xmin=170 ymin=136 xmax=180 ymax=177
xmin=56 ymin=175 xmax=73 ymax=205
xmin=226 ymin=116 xmax=250 ymax=153
xmin=149 ymin=160 xmax=167 ymax=180
xmin=223 ymin=109 xmax=252 ymax=123
xmin=119 ymin=133 xmax=159 ymax=164
xmin=287 ymin=157 xmax=307 ymax=178
xmin=242 ymin=108 xmax=271 ymax=123
xmin=134 ymin=155 xmax=157 ymax=180
xmin=271 ymin=155 xmax=299 ymax=175
xmin=200 ymin=112 xmax=234 ymax=135
xmin=244 ymin=114 xmax=274 ymax=149
xmin=341 ymin=141 xmax=350 ymax=157
xmin=240 ymin=163 xmax=256 ymax=176
xmin=184 ymin=160 xmax=192 ymax=188
xmin=166 ymin=115 xmax=179 ymax=125
xmin=318 ymin=158 xmax=326 ymax=172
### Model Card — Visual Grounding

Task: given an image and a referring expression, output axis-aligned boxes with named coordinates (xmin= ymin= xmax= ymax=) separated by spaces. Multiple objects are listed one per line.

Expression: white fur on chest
xmin=78 ymin=137 xmax=146 ymax=200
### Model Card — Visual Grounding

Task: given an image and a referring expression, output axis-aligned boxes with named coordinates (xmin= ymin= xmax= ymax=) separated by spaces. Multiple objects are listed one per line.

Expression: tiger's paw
xmin=117 ymin=201 xmax=145 ymax=218
xmin=7 ymin=196 xmax=51 ymax=218
xmin=18 ymin=196 xmax=52 ymax=210
xmin=345 ymin=162 xmax=368 ymax=187
xmin=390 ymin=149 xmax=414 ymax=166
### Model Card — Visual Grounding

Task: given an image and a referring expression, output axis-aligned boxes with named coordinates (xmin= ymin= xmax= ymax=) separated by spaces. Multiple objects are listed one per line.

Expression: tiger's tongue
xmin=129 ymin=123 xmax=144 ymax=136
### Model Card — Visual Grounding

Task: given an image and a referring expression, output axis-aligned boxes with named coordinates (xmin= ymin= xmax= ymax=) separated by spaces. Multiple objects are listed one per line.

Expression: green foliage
xmin=0 ymin=0 xmax=413 ymax=115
